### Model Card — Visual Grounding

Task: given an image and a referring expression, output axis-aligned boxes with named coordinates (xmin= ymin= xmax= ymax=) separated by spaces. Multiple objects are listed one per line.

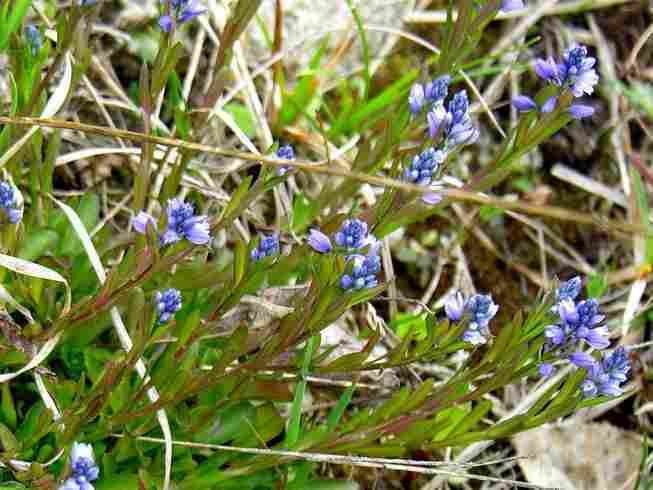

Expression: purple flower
xmin=467 ymin=294 xmax=499 ymax=328
xmin=534 ymin=45 xmax=599 ymax=98
xmin=159 ymin=0 xmax=207 ymax=32
xmin=307 ymin=229 xmax=333 ymax=253
xmin=334 ymin=219 xmax=376 ymax=251
xmin=542 ymin=95 xmax=558 ymax=113
xmin=409 ymin=83 xmax=425 ymax=114
xmin=275 ymin=144 xmax=295 ymax=176
xmin=445 ymin=292 xmax=499 ymax=345
xmin=424 ymin=76 xmax=451 ymax=103
xmin=403 ymin=148 xmax=446 ymax=186
xmin=155 ymin=288 xmax=182 ymax=324
xmin=340 ymin=253 xmax=381 ymax=291
xmin=61 ymin=442 xmax=99 ymax=490
xmin=538 ymin=362 xmax=555 ymax=378
xmin=444 ymin=291 xmax=465 ymax=322
xmin=512 ymin=95 xmax=537 ymax=112
xmin=0 ymin=180 xmax=22 ymax=224
xmin=581 ymin=347 xmax=630 ymax=398
xmin=132 ymin=211 xmax=157 ymax=235
xmin=556 ymin=276 xmax=582 ymax=303
xmin=562 ymin=45 xmax=600 ymax=97
xmin=569 ymin=104 xmax=595 ymax=120
xmin=444 ymin=90 xmax=479 ymax=147
xmin=545 ymin=298 xmax=609 ymax=352
xmin=421 ymin=191 xmax=443 ymax=205
xmin=534 ymin=57 xmax=560 ymax=82
xmin=428 ymin=106 xmax=448 ymax=139
xmin=251 ymin=234 xmax=279 ymax=261
xmin=162 ymin=198 xmax=210 ymax=245
xmin=569 ymin=350 xmax=596 ymax=369
xmin=462 ymin=294 xmax=499 ymax=345
xmin=501 ymin=0 xmax=525 ymax=11
xmin=25 ymin=25 xmax=43 ymax=56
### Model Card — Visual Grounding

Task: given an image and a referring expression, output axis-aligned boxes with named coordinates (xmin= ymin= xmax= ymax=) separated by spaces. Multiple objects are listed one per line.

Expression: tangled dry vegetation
xmin=1 ymin=0 xmax=653 ymax=489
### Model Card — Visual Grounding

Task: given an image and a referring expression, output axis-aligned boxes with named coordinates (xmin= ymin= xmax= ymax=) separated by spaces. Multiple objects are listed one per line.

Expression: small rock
xmin=513 ymin=421 xmax=641 ymax=490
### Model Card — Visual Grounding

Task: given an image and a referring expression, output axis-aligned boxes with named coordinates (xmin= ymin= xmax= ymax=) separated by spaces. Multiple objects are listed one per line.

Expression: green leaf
xmin=286 ymin=335 xmax=319 ymax=448
xmin=225 ymin=102 xmax=256 ymax=138
xmin=390 ymin=313 xmax=427 ymax=340
xmin=222 ymin=175 xmax=253 ymax=219
xmin=291 ymin=192 xmax=320 ymax=233
xmin=586 ymin=273 xmax=608 ymax=299
xmin=58 ymin=193 xmax=100 ymax=256
xmin=17 ymin=229 xmax=59 ymax=261
xmin=326 ymin=384 xmax=356 ymax=432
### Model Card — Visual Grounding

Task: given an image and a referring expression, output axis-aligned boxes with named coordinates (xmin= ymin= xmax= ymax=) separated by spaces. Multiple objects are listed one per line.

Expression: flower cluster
xmin=251 ymin=234 xmax=280 ymax=261
xmin=340 ymin=254 xmax=381 ymax=291
xmin=580 ymin=347 xmax=631 ymax=398
xmin=403 ymin=148 xmax=446 ymax=186
xmin=275 ymin=144 xmax=295 ymax=177
xmin=444 ymin=291 xmax=500 ymax=345
xmin=513 ymin=45 xmax=599 ymax=119
xmin=308 ymin=219 xmax=382 ymax=292
xmin=133 ymin=198 xmax=210 ymax=246
xmin=537 ymin=277 xmax=630 ymax=399
xmin=0 ymin=180 xmax=22 ymax=224
xmin=159 ymin=0 xmax=207 ymax=32
xmin=542 ymin=277 xmax=609 ymax=368
xmin=155 ymin=288 xmax=182 ymax=324
xmin=407 ymin=75 xmax=478 ymax=205
xmin=59 ymin=442 xmax=99 ymax=490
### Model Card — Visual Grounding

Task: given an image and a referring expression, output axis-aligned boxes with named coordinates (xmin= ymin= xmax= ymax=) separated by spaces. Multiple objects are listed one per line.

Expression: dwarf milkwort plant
xmin=0 ymin=1 xmax=639 ymax=488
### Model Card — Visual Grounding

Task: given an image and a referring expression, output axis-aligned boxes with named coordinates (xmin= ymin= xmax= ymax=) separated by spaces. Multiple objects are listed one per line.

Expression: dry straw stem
xmin=111 ymin=434 xmax=556 ymax=490
xmin=0 ymin=116 xmax=648 ymax=236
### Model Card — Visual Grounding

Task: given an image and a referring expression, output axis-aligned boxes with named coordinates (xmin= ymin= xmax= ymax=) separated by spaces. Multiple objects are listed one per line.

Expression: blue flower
xmin=162 ymin=198 xmax=210 ymax=245
xmin=132 ymin=211 xmax=157 ymax=235
xmin=556 ymin=276 xmax=582 ymax=303
xmin=463 ymin=294 xmax=499 ymax=345
xmin=545 ymin=298 xmax=609 ymax=351
xmin=569 ymin=104 xmax=595 ymax=120
xmin=444 ymin=291 xmax=465 ymax=322
xmin=534 ymin=45 xmax=599 ymax=98
xmin=307 ymin=229 xmax=333 ymax=253
xmin=538 ymin=362 xmax=555 ymax=378
xmin=501 ymin=0 xmax=525 ymax=11
xmin=251 ymin=234 xmax=280 ymax=261
xmin=155 ymin=288 xmax=182 ymax=324
xmin=275 ymin=144 xmax=295 ymax=176
xmin=542 ymin=95 xmax=558 ymax=113
xmin=444 ymin=292 xmax=499 ymax=345
xmin=431 ymin=90 xmax=479 ymax=148
xmin=580 ymin=347 xmax=631 ymax=398
xmin=424 ymin=76 xmax=451 ymax=103
xmin=403 ymin=147 xmax=446 ymax=186
xmin=25 ymin=25 xmax=43 ymax=56
xmin=334 ymin=219 xmax=377 ymax=251
xmin=0 ymin=180 xmax=22 ymax=224
xmin=59 ymin=442 xmax=99 ymax=490
xmin=159 ymin=0 xmax=207 ymax=32
xmin=512 ymin=95 xmax=537 ymax=112
xmin=340 ymin=253 xmax=381 ymax=291
xmin=132 ymin=200 xmax=210 ymax=245
xmin=409 ymin=83 xmax=426 ymax=114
